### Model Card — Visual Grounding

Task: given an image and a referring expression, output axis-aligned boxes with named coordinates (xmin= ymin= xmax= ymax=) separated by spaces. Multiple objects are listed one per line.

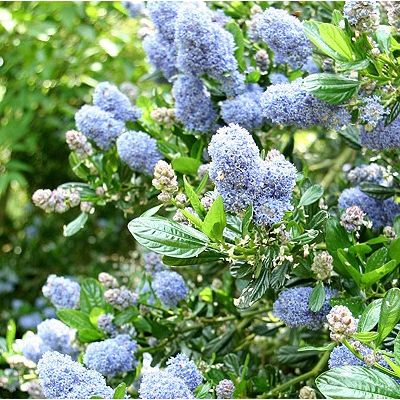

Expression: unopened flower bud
xmin=299 ymin=386 xmax=317 ymax=399
xmin=80 ymin=201 xmax=94 ymax=214
xmin=104 ymin=288 xmax=137 ymax=310
xmin=152 ymin=160 xmax=178 ymax=203
xmin=216 ymin=379 xmax=235 ymax=399
xmin=65 ymin=130 xmax=93 ymax=158
xmin=98 ymin=272 xmax=119 ymax=289
xmin=311 ymin=251 xmax=333 ymax=281
xmin=341 ymin=205 xmax=371 ymax=232
xmin=175 ymin=193 xmax=187 ymax=208
xmin=151 ymin=107 xmax=176 ymax=126
xmin=327 ymin=305 xmax=357 ymax=342
xmin=255 ymin=49 xmax=270 ymax=72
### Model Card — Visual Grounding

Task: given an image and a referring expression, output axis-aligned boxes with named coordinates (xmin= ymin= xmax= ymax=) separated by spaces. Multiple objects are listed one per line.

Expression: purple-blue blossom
xmin=38 ymin=351 xmax=114 ymax=399
xmin=139 ymin=370 xmax=194 ymax=399
xmin=42 ymin=275 xmax=80 ymax=309
xmin=172 ymin=75 xmax=217 ymax=133
xmin=116 ymin=131 xmax=162 ymax=175
xmin=166 ymin=353 xmax=203 ymax=391
xmin=220 ymin=86 xmax=264 ymax=131
xmin=75 ymin=105 xmax=125 ymax=150
xmin=153 ymin=270 xmax=188 ymax=307
xmin=93 ymin=82 xmax=141 ymax=122
xmin=339 ymin=187 xmax=400 ymax=229
xmin=360 ymin=115 xmax=400 ymax=150
xmin=83 ymin=334 xmax=137 ymax=376
xmin=273 ymin=286 xmax=335 ymax=330
xmin=254 ymin=7 xmax=312 ymax=69
xmin=261 ymin=79 xmax=351 ymax=130
xmin=269 ymin=72 xmax=289 ymax=85
xmin=144 ymin=252 xmax=166 ymax=274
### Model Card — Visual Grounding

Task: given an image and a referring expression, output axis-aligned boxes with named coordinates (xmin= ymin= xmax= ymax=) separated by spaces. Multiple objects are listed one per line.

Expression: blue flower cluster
xmin=339 ymin=187 xmax=400 ymax=229
xmin=261 ymin=79 xmax=351 ymax=129
xmin=122 ymin=1 xmax=143 ymax=18
xmin=273 ymin=286 xmax=335 ymax=330
xmin=253 ymin=7 xmax=312 ymax=69
xmin=343 ymin=0 xmax=380 ymax=32
xmin=153 ymin=270 xmax=188 ymax=307
xmin=116 ymin=131 xmax=162 ymax=175
xmin=139 ymin=370 xmax=194 ymax=399
xmin=83 ymin=334 xmax=137 ymax=376
xmin=75 ymin=81 xmax=141 ymax=150
xmin=93 ymin=82 xmax=141 ymax=122
xmin=216 ymin=379 xmax=235 ymax=399
xmin=75 ymin=105 xmax=125 ymax=150
xmin=42 ymin=275 xmax=80 ymax=309
xmin=359 ymin=96 xmax=386 ymax=131
xmin=208 ymin=124 xmax=297 ymax=225
xmin=172 ymin=75 xmax=217 ymax=133
xmin=360 ymin=115 xmax=400 ymax=150
xmin=144 ymin=252 xmax=166 ymax=274
xmin=175 ymin=3 xmax=244 ymax=95
xmin=328 ymin=344 xmax=365 ymax=369
xmin=220 ymin=85 xmax=264 ymax=131
xmin=17 ymin=319 xmax=76 ymax=363
xmin=166 ymin=353 xmax=203 ymax=391
xmin=38 ymin=351 xmax=114 ymax=399
xmin=269 ymin=72 xmax=289 ymax=85
xmin=347 ymin=163 xmax=387 ymax=186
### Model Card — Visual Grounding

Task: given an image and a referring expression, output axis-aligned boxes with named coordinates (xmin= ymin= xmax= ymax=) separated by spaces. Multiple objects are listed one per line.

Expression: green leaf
xmin=183 ymin=176 xmax=205 ymax=218
xmin=299 ymin=184 xmax=324 ymax=207
xmin=171 ymin=156 xmax=201 ymax=176
xmin=128 ymin=216 xmax=209 ymax=258
xmin=6 ymin=320 xmax=16 ymax=352
xmin=225 ymin=21 xmax=245 ymax=70
xmin=377 ymin=288 xmax=400 ymax=344
xmin=304 ymin=21 xmax=354 ymax=62
xmin=113 ymin=307 xmax=138 ymax=326
xmin=163 ymin=251 xmax=222 ymax=266
xmin=352 ymin=331 xmax=379 ymax=343
xmin=361 ymin=260 xmax=398 ymax=286
xmin=358 ymin=299 xmax=382 ymax=332
xmin=113 ymin=383 xmax=126 ymax=399
xmin=202 ymin=196 xmax=226 ymax=241
xmin=194 ymin=383 xmax=212 ymax=399
xmin=141 ymin=205 xmax=163 ymax=217
xmin=303 ymin=73 xmax=360 ymax=104
xmin=63 ymin=213 xmax=88 ymax=237
xmin=394 ymin=333 xmax=400 ymax=366
xmin=298 ymin=343 xmax=335 ymax=352
xmin=241 ymin=204 xmax=253 ymax=237
xmin=57 ymin=309 xmax=95 ymax=331
xmin=389 ymin=237 xmax=400 ymax=262
xmin=309 ymin=282 xmax=326 ymax=312
xmin=80 ymin=278 xmax=106 ymax=314
xmin=360 ymin=182 xmax=396 ymax=200
xmin=235 ymin=248 xmax=277 ymax=309
xmin=316 ymin=366 xmax=400 ymax=399
xmin=365 ymin=248 xmax=388 ymax=273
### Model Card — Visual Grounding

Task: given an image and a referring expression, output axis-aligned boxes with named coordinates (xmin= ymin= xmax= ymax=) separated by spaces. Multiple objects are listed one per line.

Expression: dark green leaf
xmin=128 ymin=216 xmax=209 ymax=258
xmin=225 ymin=21 xmax=245 ymax=70
xmin=365 ymin=248 xmax=388 ymax=273
xmin=241 ymin=204 xmax=253 ymax=237
xmin=377 ymin=288 xmax=400 ymax=344
xmin=316 ymin=366 xmax=400 ymax=399
xmin=63 ymin=213 xmax=88 ymax=237
xmin=80 ymin=278 xmax=106 ymax=314
xmin=202 ymin=196 xmax=226 ymax=241
xmin=309 ymin=283 xmax=326 ymax=312
xmin=394 ymin=333 xmax=400 ymax=366
xmin=163 ymin=251 xmax=222 ymax=266
xmin=299 ymin=185 xmax=324 ymax=207
xmin=184 ymin=176 xmax=205 ymax=218
xmin=303 ymin=73 xmax=359 ymax=104
xmin=352 ymin=331 xmax=379 ymax=343
xmin=358 ymin=299 xmax=382 ymax=332
xmin=389 ymin=238 xmax=400 ymax=262
xmin=360 ymin=182 xmax=396 ymax=200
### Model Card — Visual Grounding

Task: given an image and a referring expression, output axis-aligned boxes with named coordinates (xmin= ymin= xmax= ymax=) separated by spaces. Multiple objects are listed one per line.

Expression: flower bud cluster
xmin=311 ymin=251 xmax=333 ymax=281
xmin=151 ymin=107 xmax=176 ymax=126
xmin=327 ymin=305 xmax=357 ymax=342
xmin=340 ymin=205 xmax=371 ymax=233
xmin=152 ymin=160 xmax=178 ymax=203
xmin=104 ymin=288 xmax=138 ymax=310
xmin=32 ymin=187 xmax=80 ymax=214
xmin=65 ymin=130 xmax=93 ymax=158
xmin=98 ymin=272 xmax=119 ymax=289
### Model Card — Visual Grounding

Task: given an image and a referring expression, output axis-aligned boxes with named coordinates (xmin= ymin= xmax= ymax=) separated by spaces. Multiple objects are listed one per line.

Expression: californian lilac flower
xmin=175 ymin=3 xmax=240 ymax=82
xmin=93 ymin=82 xmax=141 ymax=122
xmin=65 ymin=130 xmax=93 ymax=158
xmin=144 ymin=252 xmax=166 ymax=274
xmin=216 ymin=379 xmax=235 ymax=399
xmin=83 ymin=334 xmax=137 ymax=376
xmin=344 ymin=0 xmax=380 ymax=32
xmin=341 ymin=205 xmax=371 ymax=232
xmin=166 ymin=353 xmax=203 ymax=391
xmin=153 ymin=270 xmax=188 ymax=307
xmin=18 ymin=312 xmax=42 ymax=331
xmin=43 ymin=307 xmax=56 ymax=319
xmin=208 ymin=124 xmax=261 ymax=212
xmin=359 ymin=96 xmax=386 ymax=131
xmin=212 ymin=9 xmax=231 ymax=26
xmin=37 ymin=319 xmax=76 ymax=356
xmin=172 ymin=75 xmax=217 ymax=132
xmin=218 ymin=70 xmax=246 ymax=98
xmin=253 ymin=198 xmax=292 ymax=226
xmin=360 ymin=115 xmax=400 ymax=150
xmin=97 ymin=314 xmax=117 ymax=335
xmin=152 ymin=160 xmax=179 ymax=202
xmin=255 ymin=49 xmax=270 ymax=72
xmin=273 ymin=286 xmax=336 ymax=330
xmin=42 ymin=275 xmax=80 ymax=309
xmin=142 ymin=34 xmax=178 ymax=80
xmin=147 ymin=1 xmax=181 ymax=42
xmin=139 ymin=370 xmax=194 ymax=399
xmin=255 ymin=8 xmax=311 ymax=69
xmin=75 ymin=105 xmax=124 ymax=150
xmin=104 ymin=287 xmax=138 ymax=310
xmin=16 ymin=332 xmax=49 ymax=364
xmin=116 ymin=130 xmax=162 ymax=175
xmin=220 ymin=86 xmax=264 ymax=131
xmin=311 ymin=252 xmax=333 ymax=281
xmin=347 ymin=163 xmax=387 ymax=186
xmin=32 ymin=187 xmax=80 ymax=214
xmin=261 ymin=80 xmax=351 ymax=130
xmin=386 ymin=2 xmax=400 ymax=30
xmin=302 ymin=56 xmax=319 ymax=74
xmin=122 ymin=1 xmax=144 ymax=18
xmin=38 ymin=351 xmax=114 ymax=399
xmin=328 ymin=344 xmax=364 ymax=368
xmin=339 ymin=187 xmax=400 ymax=229
xmin=269 ymin=72 xmax=289 ymax=85
xmin=98 ymin=272 xmax=119 ymax=289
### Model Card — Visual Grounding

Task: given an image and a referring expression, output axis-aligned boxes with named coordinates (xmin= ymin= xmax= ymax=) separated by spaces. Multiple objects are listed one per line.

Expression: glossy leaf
xmin=309 ymin=282 xmax=326 ymax=312
xmin=377 ymin=288 xmax=400 ymax=344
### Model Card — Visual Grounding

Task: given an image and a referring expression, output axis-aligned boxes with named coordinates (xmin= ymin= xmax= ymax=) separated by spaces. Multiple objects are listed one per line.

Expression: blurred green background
xmin=0 ymin=1 xmax=149 ymax=330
